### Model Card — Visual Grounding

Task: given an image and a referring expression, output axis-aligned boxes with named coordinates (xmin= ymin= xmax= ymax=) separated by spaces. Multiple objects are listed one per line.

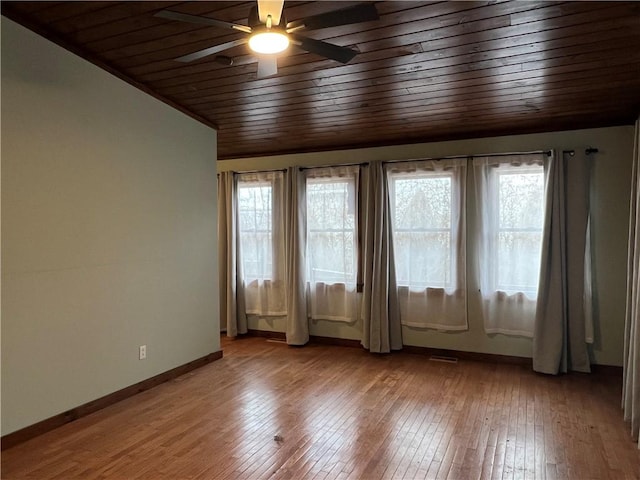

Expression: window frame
xmin=305 ymin=170 xmax=359 ymax=287
xmin=389 ymin=170 xmax=456 ymax=290
xmin=386 ymin=159 xmax=466 ymax=294
xmin=487 ymin=163 xmax=545 ymax=298
xmin=236 ymin=172 xmax=285 ymax=283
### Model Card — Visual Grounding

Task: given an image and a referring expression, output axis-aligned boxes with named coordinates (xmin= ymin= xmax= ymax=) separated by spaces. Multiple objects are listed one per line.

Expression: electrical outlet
xmin=139 ymin=345 xmax=147 ymax=360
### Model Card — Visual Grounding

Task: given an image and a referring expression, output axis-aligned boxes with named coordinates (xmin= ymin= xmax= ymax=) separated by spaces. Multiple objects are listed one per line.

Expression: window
xmin=494 ymin=166 xmax=545 ymax=296
xmin=237 ymin=180 xmax=275 ymax=281
xmin=390 ymin=172 xmax=454 ymax=289
xmin=474 ymin=154 xmax=546 ymax=336
xmin=387 ymin=159 xmax=467 ymax=330
xmin=306 ymin=178 xmax=357 ymax=285
xmin=237 ymin=171 xmax=286 ymax=316
xmin=305 ymin=167 xmax=359 ymax=322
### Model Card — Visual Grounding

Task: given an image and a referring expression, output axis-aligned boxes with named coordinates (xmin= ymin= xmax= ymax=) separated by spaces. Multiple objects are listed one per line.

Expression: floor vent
xmin=429 ymin=355 xmax=458 ymax=364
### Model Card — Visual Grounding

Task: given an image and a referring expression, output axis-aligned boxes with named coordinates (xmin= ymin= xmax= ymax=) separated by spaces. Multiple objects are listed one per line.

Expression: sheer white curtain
xmin=386 ymin=159 xmax=467 ymax=330
xmin=533 ymin=150 xmax=592 ymax=374
xmin=217 ymin=172 xmax=247 ymax=336
xmin=305 ymin=166 xmax=359 ymax=322
xmin=237 ymin=171 xmax=286 ymax=316
xmin=474 ymin=154 xmax=546 ymax=336
xmin=623 ymin=118 xmax=640 ymax=447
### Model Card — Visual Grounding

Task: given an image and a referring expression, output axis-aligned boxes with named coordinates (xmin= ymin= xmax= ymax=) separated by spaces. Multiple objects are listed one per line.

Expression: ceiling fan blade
xmin=257 ymin=56 xmax=278 ymax=78
xmin=286 ymin=3 xmax=378 ymax=32
xmin=289 ymin=33 xmax=358 ymax=64
xmin=154 ymin=10 xmax=251 ymax=33
xmin=176 ymin=38 xmax=248 ymax=63
xmin=257 ymin=0 xmax=284 ymax=26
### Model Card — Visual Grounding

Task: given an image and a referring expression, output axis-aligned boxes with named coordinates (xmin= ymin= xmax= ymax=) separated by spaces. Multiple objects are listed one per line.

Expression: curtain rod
xmin=468 ymin=149 xmax=551 ymax=158
xmin=299 ymin=162 xmax=369 ymax=171
xmin=562 ymin=147 xmax=599 ymax=157
xmin=222 ymin=148 xmax=598 ymax=175
xmin=225 ymin=167 xmax=287 ymax=174
xmin=383 ymin=149 xmax=551 ymax=165
xmin=382 ymin=154 xmax=470 ymax=165
xmin=297 ymin=148 xmax=596 ymax=168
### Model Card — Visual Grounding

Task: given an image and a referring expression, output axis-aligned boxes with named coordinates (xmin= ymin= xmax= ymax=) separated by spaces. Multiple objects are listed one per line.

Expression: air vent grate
xmin=429 ymin=355 xmax=458 ymax=364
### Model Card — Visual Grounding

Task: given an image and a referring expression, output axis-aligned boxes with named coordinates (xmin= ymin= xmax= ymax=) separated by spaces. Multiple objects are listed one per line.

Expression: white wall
xmin=1 ymin=18 xmax=219 ymax=435
xmin=219 ymin=126 xmax=634 ymax=366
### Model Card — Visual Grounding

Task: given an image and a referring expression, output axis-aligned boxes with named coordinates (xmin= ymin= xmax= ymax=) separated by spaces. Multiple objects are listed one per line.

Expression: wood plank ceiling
xmin=2 ymin=1 xmax=640 ymax=160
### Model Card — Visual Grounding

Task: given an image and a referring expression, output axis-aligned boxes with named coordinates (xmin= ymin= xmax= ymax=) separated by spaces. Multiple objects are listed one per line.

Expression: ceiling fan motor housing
xmin=248 ymin=5 xmax=287 ymax=29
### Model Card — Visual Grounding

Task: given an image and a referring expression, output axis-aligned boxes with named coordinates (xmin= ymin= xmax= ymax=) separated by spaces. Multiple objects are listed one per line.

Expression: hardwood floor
xmin=2 ymin=336 xmax=639 ymax=479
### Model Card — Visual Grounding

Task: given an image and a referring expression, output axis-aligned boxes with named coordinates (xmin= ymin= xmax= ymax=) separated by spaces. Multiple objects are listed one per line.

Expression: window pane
xmin=238 ymin=182 xmax=273 ymax=280
xmin=391 ymin=174 xmax=453 ymax=289
xmin=497 ymin=231 xmax=543 ymax=293
xmin=306 ymin=179 xmax=356 ymax=284
xmin=496 ymin=168 xmax=544 ymax=294
xmin=499 ymin=172 xmax=545 ymax=229
xmin=394 ymin=177 xmax=451 ymax=229
xmin=393 ymin=231 xmax=451 ymax=287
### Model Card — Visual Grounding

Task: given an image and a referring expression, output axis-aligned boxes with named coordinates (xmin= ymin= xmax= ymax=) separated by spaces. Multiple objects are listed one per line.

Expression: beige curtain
xmin=533 ymin=150 xmax=592 ymax=374
xmin=284 ymin=167 xmax=309 ymax=345
xmin=217 ymin=171 xmax=247 ymax=337
xmin=360 ymin=162 xmax=402 ymax=352
xmin=623 ymin=117 xmax=640 ymax=447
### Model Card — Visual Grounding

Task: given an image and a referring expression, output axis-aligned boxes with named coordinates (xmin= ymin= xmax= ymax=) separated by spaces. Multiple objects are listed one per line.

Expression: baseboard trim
xmin=310 ymin=335 xmax=362 ymax=348
xmin=246 ymin=329 xmax=362 ymax=348
xmin=402 ymin=344 xmax=532 ymax=366
xmin=1 ymin=350 xmax=223 ymax=451
xmin=244 ymin=330 xmax=624 ymax=375
xmin=590 ymin=364 xmax=623 ymax=377
xmin=245 ymin=329 xmax=530 ymax=364
xmin=246 ymin=329 xmax=286 ymax=341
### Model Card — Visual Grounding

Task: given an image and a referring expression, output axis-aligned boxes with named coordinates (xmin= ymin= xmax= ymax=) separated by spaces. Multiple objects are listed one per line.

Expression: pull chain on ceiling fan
xmin=154 ymin=1 xmax=379 ymax=78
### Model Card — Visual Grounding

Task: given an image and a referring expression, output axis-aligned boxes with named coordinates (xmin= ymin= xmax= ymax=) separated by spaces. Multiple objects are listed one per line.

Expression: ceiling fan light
xmin=249 ymin=31 xmax=289 ymax=54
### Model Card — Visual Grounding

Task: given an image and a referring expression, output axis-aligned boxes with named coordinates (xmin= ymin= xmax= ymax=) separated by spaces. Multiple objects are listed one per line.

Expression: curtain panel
xmin=533 ymin=150 xmax=593 ymax=374
xmin=386 ymin=159 xmax=467 ymax=330
xmin=623 ymin=117 xmax=640 ymax=447
xmin=304 ymin=166 xmax=360 ymax=323
xmin=360 ymin=162 xmax=403 ymax=353
xmin=217 ymin=172 xmax=247 ymax=336
xmin=284 ymin=167 xmax=309 ymax=345
xmin=473 ymin=154 xmax=546 ymax=337
xmin=236 ymin=171 xmax=287 ymax=317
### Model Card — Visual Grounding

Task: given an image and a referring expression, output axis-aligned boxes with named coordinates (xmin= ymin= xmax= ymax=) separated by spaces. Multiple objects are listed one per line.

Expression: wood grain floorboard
xmin=2 ymin=336 xmax=639 ymax=479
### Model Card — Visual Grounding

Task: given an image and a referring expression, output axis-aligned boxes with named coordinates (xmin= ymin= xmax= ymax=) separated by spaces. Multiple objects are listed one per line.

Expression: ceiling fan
xmin=154 ymin=1 xmax=379 ymax=78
